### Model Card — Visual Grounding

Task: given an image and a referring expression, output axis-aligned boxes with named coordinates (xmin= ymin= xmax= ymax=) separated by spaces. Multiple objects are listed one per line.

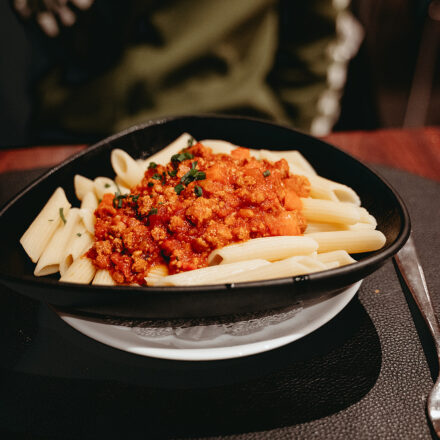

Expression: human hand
xmin=13 ymin=0 xmax=95 ymax=37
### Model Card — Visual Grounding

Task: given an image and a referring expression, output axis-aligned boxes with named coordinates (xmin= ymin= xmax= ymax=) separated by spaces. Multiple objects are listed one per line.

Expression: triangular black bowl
xmin=0 ymin=115 xmax=410 ymax=318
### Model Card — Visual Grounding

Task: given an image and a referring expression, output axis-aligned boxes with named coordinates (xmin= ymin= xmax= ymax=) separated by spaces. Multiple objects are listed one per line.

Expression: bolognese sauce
xmin=87 ymin=142 xmax=310 ymax=285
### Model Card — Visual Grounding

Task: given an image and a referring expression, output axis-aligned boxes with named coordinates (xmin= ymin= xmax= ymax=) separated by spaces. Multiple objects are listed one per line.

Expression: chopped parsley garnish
xmin=148 ymin=208 xmax=158 ymax=216
xmin=76 ymin=233 xmax=82 ymax=237
xmin=131 ymin=194 xmax=140 ymax=202
xmin=171 ymin=151 xmax=194 ymax=163
xmin=187 ymin=137 xmax=195 ymax=147
xmin=148 ymin=162 xmax=157 ymax=169
xmin=48 ymin=219 xmax=54 ymax=222
xmin=148 ymin=182 xmax=154 ymax=187
xmin=152 ymin=173 xmax=162 ymax=180
xmin=180 ymin=161 xmax=206 ymax=186
xmin=113 ymin=193 xmax=127 ymax=209
xmin=104 ymin=183 xmax=111 ymax=188
xmin=174 ymin=184 xmax=185 ymax=195
xmin=195 ymin=171 xmax=206 ymax=180
xmin=168 ymin=169 xmax=177 ymax=177
xmin=263 ymin=170 xmax=271 ymax=177
xmin=59 ymin=207 xmax=66 ymax=224
xmin=194 ymin=185 xmax=203 ymax=197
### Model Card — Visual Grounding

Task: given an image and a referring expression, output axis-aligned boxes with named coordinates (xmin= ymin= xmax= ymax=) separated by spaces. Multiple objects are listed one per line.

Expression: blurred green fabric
xmin=35 ymin=0 xmax=339 ymax=138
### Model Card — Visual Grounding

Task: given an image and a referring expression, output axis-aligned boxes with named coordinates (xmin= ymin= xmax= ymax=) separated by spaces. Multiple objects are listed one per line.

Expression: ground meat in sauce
xmin=87 ymin=142 xmax=310 ymax=285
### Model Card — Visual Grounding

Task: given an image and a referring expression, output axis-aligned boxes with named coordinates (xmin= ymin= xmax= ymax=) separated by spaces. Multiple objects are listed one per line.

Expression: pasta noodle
xmin=111 ymin=149 xmax=145 ymax=188
xmin=34 ymin=208 xmax=80 ymax=276
xmin=305 ymin=230 xmax=386 ymax=254
xmin=92 ymin=269 xmax=117 ymax=286
xmin=74 ymin=175 xmax=94 ymax=201
xmin=59 ymin=224 xmax=94 ymax=276
xmin=59 ymin=256 xmax=96 ymax=284
xmin=20 ymin=187 xmax=71 ymax=263
xmin=207 ymin=236 xmax=318 ymax=265
xmin=300 ymin=198 xmax=361 ymax=225
xmin=146 ymin=259 xmax=271 ymax=286
xmin=139 ymin=132 xmax=194 ymax=168
xmin=20 ymin=134 xmax=387 ymax=287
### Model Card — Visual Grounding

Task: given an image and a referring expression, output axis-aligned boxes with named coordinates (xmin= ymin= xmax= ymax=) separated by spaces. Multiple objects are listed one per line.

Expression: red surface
xmin=0 ymin=127 xmax=439 ymax=181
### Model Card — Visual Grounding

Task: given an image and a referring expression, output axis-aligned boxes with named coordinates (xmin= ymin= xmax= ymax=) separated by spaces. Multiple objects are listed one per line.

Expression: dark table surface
xmin=0 ymin=127 xmax=439 ymax=439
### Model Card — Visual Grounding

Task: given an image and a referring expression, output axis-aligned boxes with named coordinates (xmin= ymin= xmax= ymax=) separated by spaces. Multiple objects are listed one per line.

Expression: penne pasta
xmin=315 ymin=250 xmax=357 ymax=266
xmin=307 ymin=175 xmax=361 ymax=205
xmin=20 ymin=187 xmax=71 ymax=263
xmin=146 ymin=259 xmax=270 ymax=286
xmin=78 ymin=208 xmax=95 ymax=234
xmin=140 ymin=133 xmax=195 ymax=168
xmin=223 ymin=255 xmax=326 ymax=283
xmin=59 ymin=224 xmax=94 ymax=276
xmin=207 ymin=236 xmax=318 ymax=265
xmin=80 ymin=191 xmax=98 ymax=211
xmin=301 ymin=198 xmax=360 ymax=225
xmin=306 ymin=230 xmax=386 ymax=253
xmin=74 ymin=175 xmax=94 ymax=201
xmin=60 ymin=256 xmax=96 ymax=284
xmin=305 ymin=221 xmax=376 ymax=234
xmin=93 ymin=177 xmax=129 ymax=200
xmin=111 ymin=149 xmax=145 ymax=188
xmin=92 ymin=269 xmax=117 ymax=286
xmin=34 ymin=208 xmax=80 ymax=276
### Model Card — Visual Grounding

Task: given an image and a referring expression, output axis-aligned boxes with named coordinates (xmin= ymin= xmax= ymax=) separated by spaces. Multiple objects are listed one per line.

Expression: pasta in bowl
xmin=0 ymin=115 xmax=410 ymax=318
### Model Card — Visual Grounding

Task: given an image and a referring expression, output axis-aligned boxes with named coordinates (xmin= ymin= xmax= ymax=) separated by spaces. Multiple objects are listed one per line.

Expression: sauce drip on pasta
xmin=87 ymin=143 xmax=310 ymax=285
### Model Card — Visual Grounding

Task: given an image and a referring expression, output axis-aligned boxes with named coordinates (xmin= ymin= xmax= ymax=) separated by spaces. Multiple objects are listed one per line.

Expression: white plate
xmin=57 ymin=280 xmax=362 ymax=361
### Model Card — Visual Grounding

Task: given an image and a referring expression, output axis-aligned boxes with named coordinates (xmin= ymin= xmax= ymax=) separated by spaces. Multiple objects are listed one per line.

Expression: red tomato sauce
xmin=87 ymin=143 xmax=310 ymax=285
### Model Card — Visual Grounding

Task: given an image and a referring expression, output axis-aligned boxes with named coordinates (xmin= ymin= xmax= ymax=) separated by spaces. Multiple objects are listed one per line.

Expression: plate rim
xmin=56 ymin=280 xmax=362 ymax=361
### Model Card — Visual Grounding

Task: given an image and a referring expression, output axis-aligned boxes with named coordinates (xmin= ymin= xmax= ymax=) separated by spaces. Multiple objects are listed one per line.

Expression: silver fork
xmin=394 ymin=234 xmax=440 ymax=436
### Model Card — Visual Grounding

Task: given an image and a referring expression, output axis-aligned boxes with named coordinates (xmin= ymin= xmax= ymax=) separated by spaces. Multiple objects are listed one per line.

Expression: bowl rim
xmin=0 ymin=114 xmax=411 ymax=294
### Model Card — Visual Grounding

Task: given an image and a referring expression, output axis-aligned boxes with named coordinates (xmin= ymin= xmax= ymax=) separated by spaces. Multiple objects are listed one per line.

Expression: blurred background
xmin=0 ymin=0 xmax=439 ymax=147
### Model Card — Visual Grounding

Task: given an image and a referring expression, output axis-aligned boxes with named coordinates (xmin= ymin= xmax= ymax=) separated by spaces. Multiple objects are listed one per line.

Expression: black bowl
xmin=0 ymin=115 xmax=410 ymax=318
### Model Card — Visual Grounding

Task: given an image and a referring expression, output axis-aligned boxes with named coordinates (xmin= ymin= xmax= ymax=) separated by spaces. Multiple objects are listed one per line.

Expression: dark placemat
xmin=0 ymin=165 xmax=439 ymax=440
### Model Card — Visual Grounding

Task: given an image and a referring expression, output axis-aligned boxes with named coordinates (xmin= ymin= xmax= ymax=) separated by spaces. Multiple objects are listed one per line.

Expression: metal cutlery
xmin=394 ymin=234 xmax=440 ymax=437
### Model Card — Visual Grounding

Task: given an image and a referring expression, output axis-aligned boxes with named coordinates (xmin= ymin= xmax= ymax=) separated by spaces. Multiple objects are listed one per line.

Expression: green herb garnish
xmin=152 ymin=173 xmax=162 ymax=180
xmin=148 ymin=162 xmax=157 ymax=169
xmin=180 ymin=162 xmax=206 ymax=186
xmin=194 ymin=185 xmax=203 ymax=197
xmin=59 ymin=207 xmax=66 ymax=224
xmin=148 ymin=182 xmax=154 ymax=187
xmin=104 ymin=183 xmax=111 ymax=188
xmin=263 ymin=170 xmax=271 ymax=177
xmin=168 ymin=169 xmax=177 ymax=177
xmin=76 ymin=233 xmax=82 ymax=237
xmin=148 ymin=208 xmax=158 ymax=216
xmin=48 ymin=219 xmax=54 ymax=222
xmin=113 ymin=193 xmax=127 ymax=209
xmin=174 ymin=184 xmax=185 ymax=195
xmin=171 ymin=152 xmax=194 ymax=163
xmin=187 ymin=137 xmax=194 ymax=147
